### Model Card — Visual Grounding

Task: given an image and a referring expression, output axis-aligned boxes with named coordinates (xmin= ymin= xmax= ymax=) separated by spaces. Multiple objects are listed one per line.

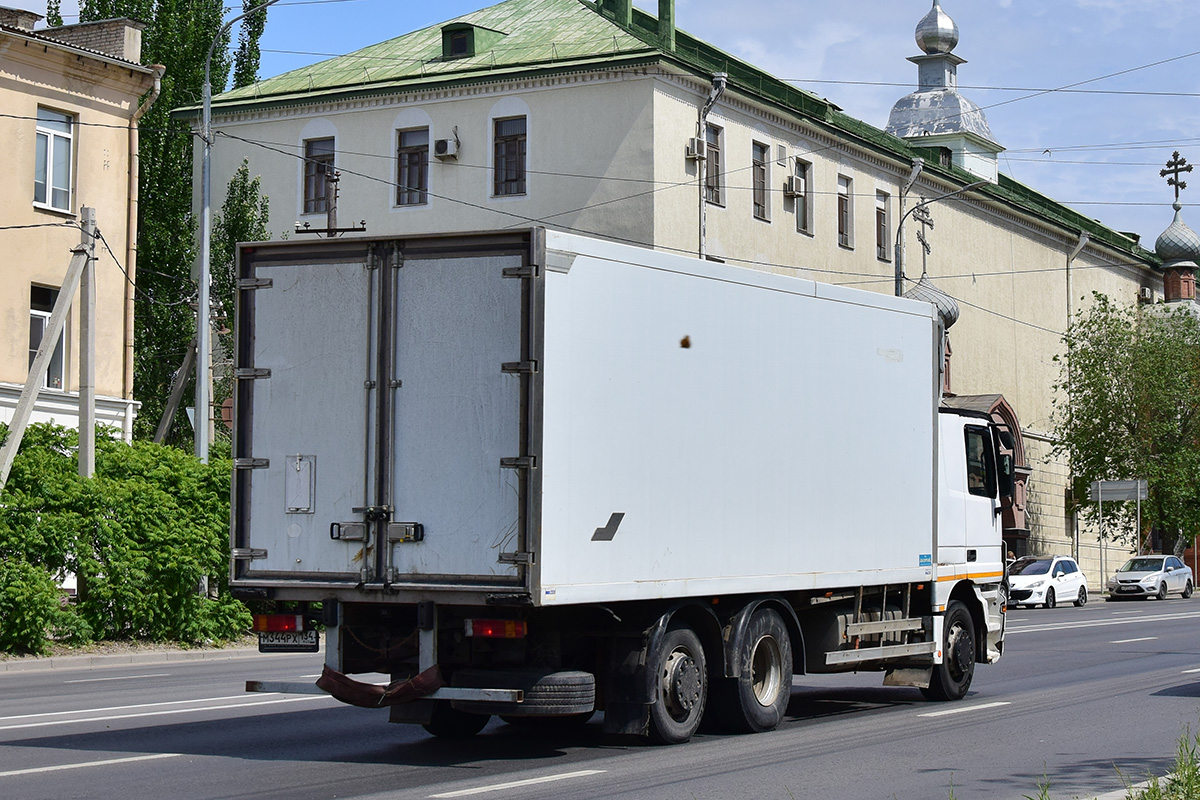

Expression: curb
xmin=0 ymin=646 xmax=274 ymax=673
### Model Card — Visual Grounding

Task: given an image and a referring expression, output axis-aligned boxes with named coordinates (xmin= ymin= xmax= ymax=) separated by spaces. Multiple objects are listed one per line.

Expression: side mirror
xmin=997 ymin=454 xmax=1015 ymax=499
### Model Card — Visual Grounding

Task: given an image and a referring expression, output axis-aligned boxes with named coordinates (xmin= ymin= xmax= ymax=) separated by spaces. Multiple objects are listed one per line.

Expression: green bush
xmin=0 ymin=423 xmax=250 ymax=654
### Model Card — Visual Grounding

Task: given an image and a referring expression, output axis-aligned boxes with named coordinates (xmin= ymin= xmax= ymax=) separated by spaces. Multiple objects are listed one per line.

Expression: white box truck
xmin=233 ymin=228 xmax=1016 ymax=744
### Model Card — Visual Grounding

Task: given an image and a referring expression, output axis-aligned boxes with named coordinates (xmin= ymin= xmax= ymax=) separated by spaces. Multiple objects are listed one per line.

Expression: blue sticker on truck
xmin=919 ymin=554 xmax=933 ymax=567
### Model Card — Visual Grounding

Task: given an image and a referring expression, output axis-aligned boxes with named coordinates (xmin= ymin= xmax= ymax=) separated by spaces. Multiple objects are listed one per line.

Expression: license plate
xmin=258 ymin=629 xmax=319 ymax=653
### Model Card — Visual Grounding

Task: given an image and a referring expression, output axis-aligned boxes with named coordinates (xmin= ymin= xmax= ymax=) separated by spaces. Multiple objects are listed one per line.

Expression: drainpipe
xmin=1065 ymin=230 xmax=1088 ymax=562
xmin=698 ymin=72 xmax=727 ymax=260
xmin=894 ymin=157 xmax=924 ymax=296
xmin=124 ymin=64 xmax=165 ymax=435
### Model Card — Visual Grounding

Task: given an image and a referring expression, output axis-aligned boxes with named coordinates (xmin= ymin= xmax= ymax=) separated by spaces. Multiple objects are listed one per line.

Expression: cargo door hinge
xmin=500 ymin=456 xmax=537 ymax=470
xmin=501 ymin=361 xmax=538 ymax=374
xmin=499 ymin=551 xmax=534 ymax=565
xmin=234 ymin=367 xmax=271 ymax=379
xmin=502 ymin=265 xmax=538 ymax=279
xmin=237 ymin=277 xmax=273 ymax=290
xmin=234 ymin=458 xmax=270 ymax=469
xmin=231 ymin=548 xmax=268 ymax=560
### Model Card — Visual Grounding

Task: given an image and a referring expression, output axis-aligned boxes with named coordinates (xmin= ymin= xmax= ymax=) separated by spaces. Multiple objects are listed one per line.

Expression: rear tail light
xmin=463 ymin=619 xmax=527 ymax=638
xmin=252 ymin=614 xmax=306 ymax=632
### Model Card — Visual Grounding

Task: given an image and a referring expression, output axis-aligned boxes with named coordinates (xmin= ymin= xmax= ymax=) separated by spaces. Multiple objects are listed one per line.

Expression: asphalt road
xmin=2 ymin=599 xmax=1199 ymax=800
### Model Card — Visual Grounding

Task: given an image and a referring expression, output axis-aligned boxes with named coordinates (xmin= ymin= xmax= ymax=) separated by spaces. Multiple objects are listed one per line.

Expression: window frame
xmin=493 ymin=116 xmax=527 ymax=197
xmin=34 ymin=107 xmax=74 ymax=213
xmin=876 ymin=190 xmax=891 ymax=261
xmin=302 ymin=137 xmax=335 ymax=215
xmin=752 ymin=141 xmax=770 ymax=222
xmin=395 ymin=127 xmax=430 ymax=207
xmin=837 ymin=174 xmax=854 ymax=249
xmin=794 ymin=159 xmax=813 ymax=235
xmin=29 ymin=285 xmax=65 ymax=390
xmin=965 ymin=425 xmax=998 ymax=499
xmin=704 ymin=124 xmax=723 ymax=206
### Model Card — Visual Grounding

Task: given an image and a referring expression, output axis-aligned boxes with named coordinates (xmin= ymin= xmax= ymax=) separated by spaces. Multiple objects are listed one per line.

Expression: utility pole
xmin=78 ymin=207 xmax=97 ymax=478
xmin=0 ymin=208 xmax=96 ymax=492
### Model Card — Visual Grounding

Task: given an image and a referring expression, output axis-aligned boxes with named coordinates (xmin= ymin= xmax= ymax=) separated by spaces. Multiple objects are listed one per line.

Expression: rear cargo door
xmin=232 ymin=243 xmax=381 ymax=584
xmin=385 ymin=247 xmax=529 ymax=585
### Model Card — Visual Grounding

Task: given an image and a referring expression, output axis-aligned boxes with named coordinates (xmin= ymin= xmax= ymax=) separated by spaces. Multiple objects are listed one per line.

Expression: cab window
xmin=964 ymin=426 xmax=996 ymax=498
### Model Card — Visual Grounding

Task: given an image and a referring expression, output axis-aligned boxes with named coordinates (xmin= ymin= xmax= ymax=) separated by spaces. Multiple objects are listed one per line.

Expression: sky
xmin=15 ymin=0 xmax=1200 ymax=245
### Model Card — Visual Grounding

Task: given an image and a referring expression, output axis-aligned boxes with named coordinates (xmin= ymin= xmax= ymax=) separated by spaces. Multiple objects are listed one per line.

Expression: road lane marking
xmin=64 ymin=673 xmax=170 ymax=684
xmin=0 ymin=694 xmax=283 ymax=722
xmin=0 ymin=753 xmax=182 ymax=778
xmin=1111 ymin=637 xmax=1158 ymax=644
xmin=429 ymin=770 xmax=607 ymax=798
xmin=1181 ymin=668 xmax=1200 ymax=674
xmin=1007 ymin=609 xmax=1200 ymax=635
xmin=1111 ymin=610 xmax=1147 ymax=615
xmin=917 ymin=701 xmax=1010 ymax=718
xmin=0 ymin=696 xmax=332 ymax=731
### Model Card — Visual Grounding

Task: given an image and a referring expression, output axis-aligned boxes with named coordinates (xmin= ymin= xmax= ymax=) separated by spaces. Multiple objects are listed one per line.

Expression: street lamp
xmin=893 ymin=179 xmax=989 ymax=297
xmin=198 ymin=0 xmax=280 ymax=463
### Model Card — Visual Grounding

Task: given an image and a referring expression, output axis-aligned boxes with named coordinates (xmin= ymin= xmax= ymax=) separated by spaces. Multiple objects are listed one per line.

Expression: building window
xmin=493 ymin=116 xmax=526 ymax=196
xmin=396 ymin=128 xmax=429 ymax=206
xmin=29 ymin=285 xmax=65 ymax=390
xmin=752 ymin=142 xmax=769 ymax=221
xmin=876 ymin=191 xmax=891 ymax=261
xmin=794 ymin=159 xmax=812 ymax=234
xmin=449 ymin=31 xmax=469 ymax=57
xmin=303 ymin=137 xmax=335 ymax=214
xmin=34 ymin=108 xmax=73 ymax=212
xmin=837 ymin=175 xmax=853 ymax=248
xmin=704 ymin=124 xmax=723 ymax=205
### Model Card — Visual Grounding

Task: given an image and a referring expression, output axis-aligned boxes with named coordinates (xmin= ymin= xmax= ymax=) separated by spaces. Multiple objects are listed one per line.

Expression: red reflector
xmin=252 ymin=614 xmax=304 ymax=632
xmin=464 ymin=619 xmax=527 ymax=639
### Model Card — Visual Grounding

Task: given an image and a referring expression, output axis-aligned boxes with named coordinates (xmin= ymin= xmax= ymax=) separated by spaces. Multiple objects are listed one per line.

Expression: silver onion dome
xmin=905 ymin=273 xmax=961 ymax=330
xmin=1155 ymin=201 xmax=1200 ymax=266
xmin=916 ymin=0 xmax=959 ymax=55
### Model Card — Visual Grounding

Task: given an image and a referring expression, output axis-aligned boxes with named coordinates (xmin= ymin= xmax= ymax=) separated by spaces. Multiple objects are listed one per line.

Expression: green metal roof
xmin=186 ymin=0 xmax=1156 ymax=266
xmin=211 ymin=0 xmax=656 ymax=104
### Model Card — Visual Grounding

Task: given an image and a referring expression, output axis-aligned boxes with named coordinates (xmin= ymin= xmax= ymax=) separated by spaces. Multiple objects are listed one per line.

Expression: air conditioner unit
xmin=434 ymin=138 xmax=459 ymax=160
xmin=1138 ymin=286 xmax=1153 ymax=303
xmin=783 ymin=174 xmax=803 ymax=198
xmin=685 ymin=137 xmax=706 ymax=161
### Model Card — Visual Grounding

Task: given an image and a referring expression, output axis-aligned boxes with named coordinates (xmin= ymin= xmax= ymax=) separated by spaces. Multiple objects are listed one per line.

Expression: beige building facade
xmin=188 ymin=0 xmax=1165 ymax=584
xmin=0 ymin=8 xmax=160 ymax=441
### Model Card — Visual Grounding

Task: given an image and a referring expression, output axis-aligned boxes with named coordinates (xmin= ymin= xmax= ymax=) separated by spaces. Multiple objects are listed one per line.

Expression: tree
xmin=232 ymin=0 xmax=267 ymax=90
xmin=74 ymin=1 xmax=266 ymax=446
xmin=210 ymin=159 xmax=270 ymax=438
xmin=1053 ymin=294 xmax=1200 ymax=553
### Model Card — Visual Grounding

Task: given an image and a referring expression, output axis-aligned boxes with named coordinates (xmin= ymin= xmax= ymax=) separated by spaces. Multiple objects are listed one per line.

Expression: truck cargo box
xmin=232 ymin=229 xmax=942 ymax=606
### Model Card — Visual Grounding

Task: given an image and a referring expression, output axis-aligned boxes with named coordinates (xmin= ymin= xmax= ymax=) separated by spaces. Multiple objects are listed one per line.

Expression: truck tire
xmin=714 ymin=608 xmax=792 ymax=733
xmin=422 ymin=702 xmax=490 ymax=739
xmin=451 ymin=669 xmax=595 ymax=717
xmin=921 ymin=601 xmax=975 ymax=702
xmin=648 ymin=625 xmax=708 ymax=744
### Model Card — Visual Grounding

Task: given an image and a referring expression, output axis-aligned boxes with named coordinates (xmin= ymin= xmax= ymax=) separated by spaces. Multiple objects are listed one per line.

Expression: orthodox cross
xmin=1161 ymin=151 xmax=1192 ymax=201
xmin=913 ymin=202 xmax=934 ymax=277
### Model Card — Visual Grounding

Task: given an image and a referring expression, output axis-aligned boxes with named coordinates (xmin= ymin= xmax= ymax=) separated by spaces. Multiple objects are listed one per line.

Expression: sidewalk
xmin=0 ymin=641 xmax=274 ymax=673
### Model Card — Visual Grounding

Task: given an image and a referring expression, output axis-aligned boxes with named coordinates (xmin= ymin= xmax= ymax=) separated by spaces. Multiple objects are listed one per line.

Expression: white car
xmin=1007 ymin=555 xmax=1088 ymax=609
xmin=1106 ymin=555 xmax=1194 ymax=601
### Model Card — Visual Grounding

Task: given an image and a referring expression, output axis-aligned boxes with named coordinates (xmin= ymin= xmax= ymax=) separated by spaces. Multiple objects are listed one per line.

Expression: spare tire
xmin=451 ymin=669 xmax=595 ymax=717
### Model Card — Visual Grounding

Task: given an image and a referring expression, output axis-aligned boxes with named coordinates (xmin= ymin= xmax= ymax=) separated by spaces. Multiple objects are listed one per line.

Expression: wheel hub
xmin=663 ymin=650 xmax=701 ymax=718
xmin=947 ymin=623 xmax=971 ymax=678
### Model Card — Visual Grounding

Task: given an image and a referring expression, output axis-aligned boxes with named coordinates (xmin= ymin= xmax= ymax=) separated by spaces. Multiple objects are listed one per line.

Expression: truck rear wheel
xmin=921 ymin=601 xmax=975 ymax=702
xmin=648 ymin=625 xmax=708 ymax=744
xmin=714 ymin=608 xmax=792 ymax=733
xmin=423 ymin=702 xmax=490 ymax=739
